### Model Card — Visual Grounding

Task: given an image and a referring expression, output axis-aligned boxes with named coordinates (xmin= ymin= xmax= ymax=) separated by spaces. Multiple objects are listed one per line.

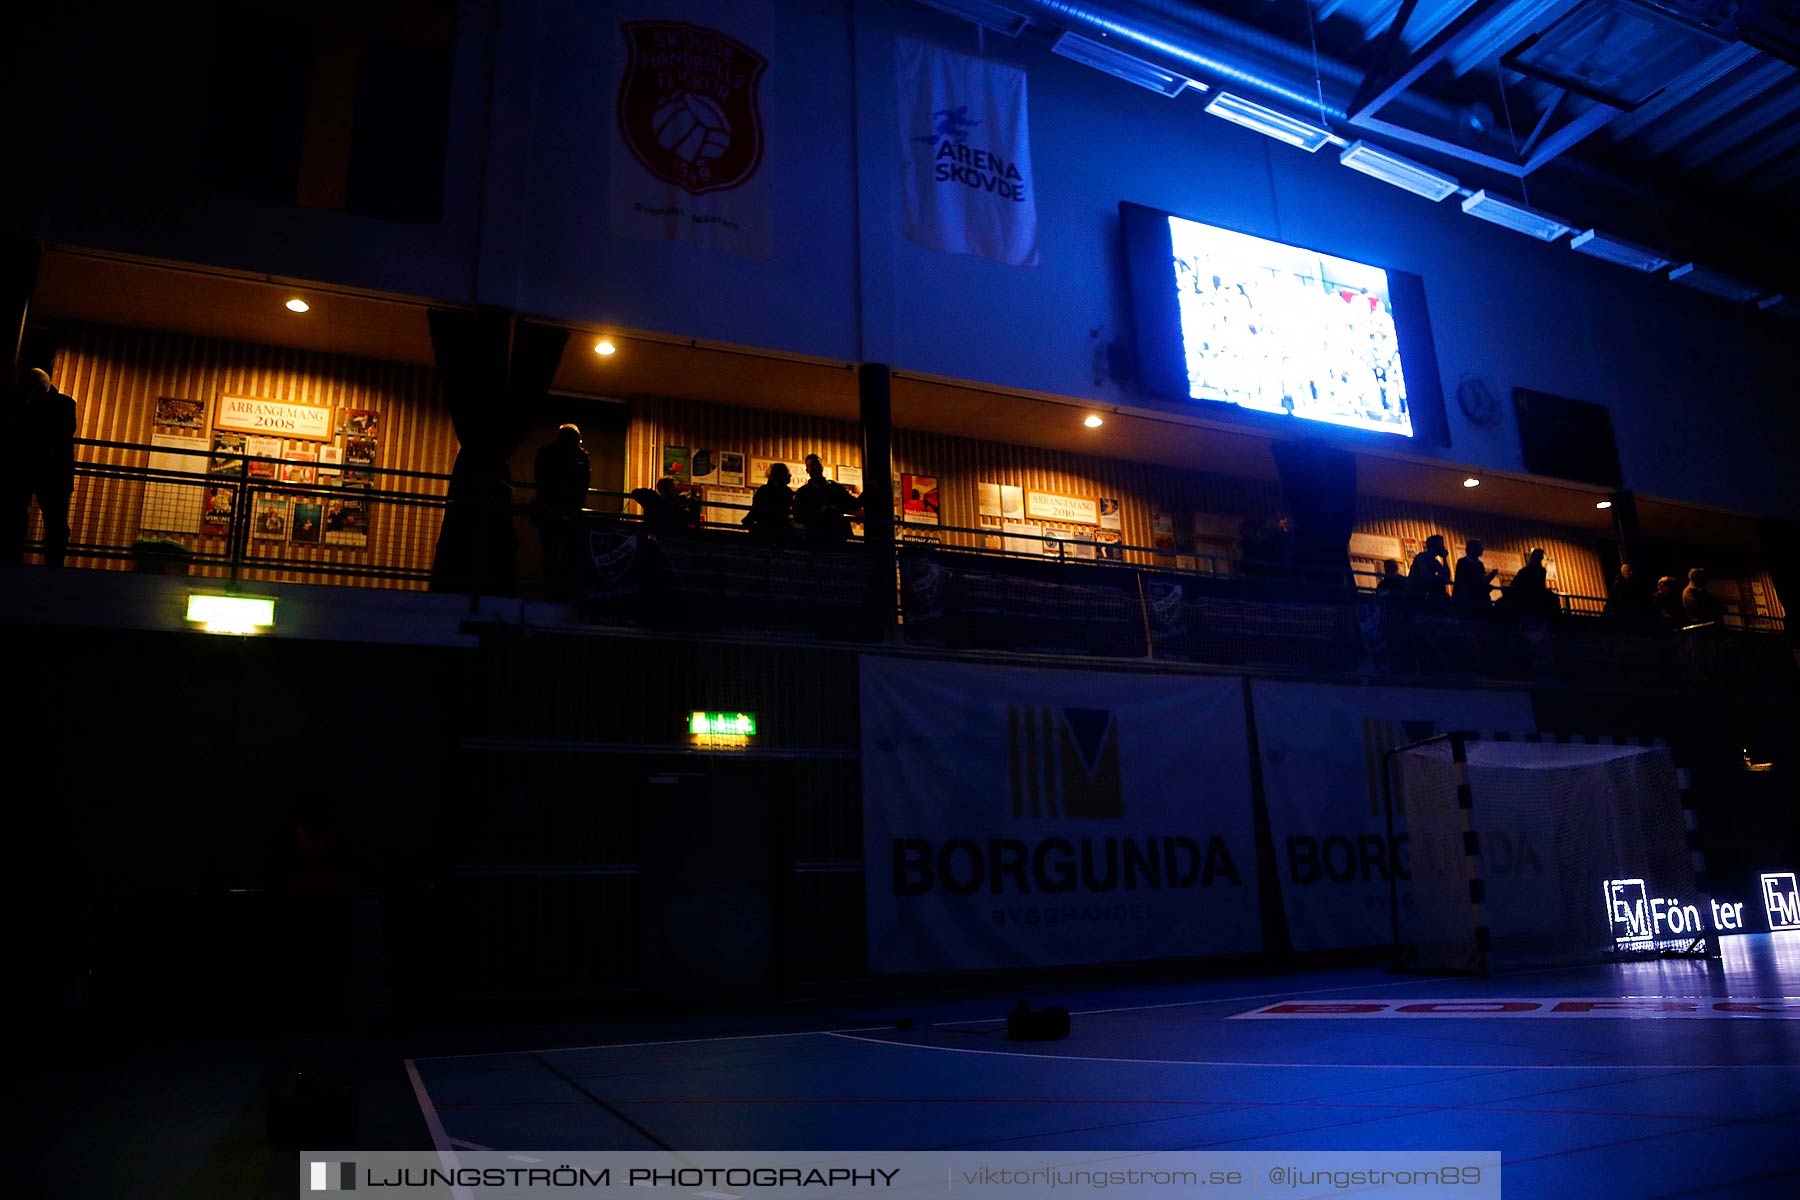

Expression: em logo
xmin=1763 ymin=873 xmax=1800 ymax=931
xmin=1606 ymin=878 xmax=1652 ymax=942
xmin=1007 ymin=706 xmax=1121 ymax=820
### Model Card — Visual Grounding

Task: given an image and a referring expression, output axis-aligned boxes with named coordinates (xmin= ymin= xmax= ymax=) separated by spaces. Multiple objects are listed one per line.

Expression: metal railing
xmin=15 ymin=438 xmax=1788 ymax=687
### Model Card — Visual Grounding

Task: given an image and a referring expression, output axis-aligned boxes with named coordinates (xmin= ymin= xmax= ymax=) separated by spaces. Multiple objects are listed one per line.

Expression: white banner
xmin=897 ymin=38 xmax=1038 ymax=267
xmin=862 ymin=657 xmax=1260 ymax=973
xmin=1249 ymin=681 xmax=1535 ymax=951
xmin=611 ymin=0 xmax=773 ymax=259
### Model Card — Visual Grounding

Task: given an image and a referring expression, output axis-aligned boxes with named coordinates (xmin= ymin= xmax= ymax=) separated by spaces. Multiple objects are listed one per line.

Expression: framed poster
xmin=343 ymin=409 xmax=381 ymax=438
xmin=718 ymin=452 xmax=746 ymax=487
xmin=1000 ymin=485 xmax=1024 ymax=519
xmin=901 ymin=474 xmax=939 ymax=525
xmin=834 ymin=464 xmax=863 ymax=495
xmin=201 ymin=486 xmax=236 ymax=538
xmin=290 ymin=499 xmax=324 ymax=544
xmin=690 ymin=449 xmax=719 ymax=482
xmin=246 ymin=435 xmax=282 ymax=479
xmin=280 ymin=448 xmax=317 ymax=485
xmin=1097 ymin=530 xmax=1123 ymax=561
xmin=209 ymin=432 xmax=247 ymax=477
xmin=977 ymin=482 xmax=1002 ymax=518
xmin=154 ymin=396 xmax=206 ymax=434
xmin=1002 ymin=521 xmax=1040 ymax=555
xmin=1098 ymin=497 xmax=1122 ymax=530
xmin=704 ymin=486 xmax=754 ymax=527
xmin=324 ymin=497 xmax=368 ymax=547
xmin=253 ymin=498 xmax=289 ymax=540
xmin=663 ymin=445 xmax=691 ymax=481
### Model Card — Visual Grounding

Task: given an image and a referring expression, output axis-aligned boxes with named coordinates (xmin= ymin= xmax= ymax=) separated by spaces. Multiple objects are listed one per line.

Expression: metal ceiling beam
xmin=1348 ymin=0 xmax=1512 ymax=122
xmin=1634 ymin=59 xmax=1795 ymax=157
xmin=1704 ymin=113 xmax=1800 ymax=184
xmin=1676 ymin=86 xmax=1800 ymax=172
xmin=1520 ymin=100 xmax=1620 ymax=174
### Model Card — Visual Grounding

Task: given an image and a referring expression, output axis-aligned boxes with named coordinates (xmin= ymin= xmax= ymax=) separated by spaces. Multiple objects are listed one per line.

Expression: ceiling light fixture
xmin=1337 ymin=141 xmax=1460 ymax=202
xmin=1051 ymin=31 xmax=1199 ymax=98
xmin=1667 ymin=263 xmax=1763 ymax=303
xmin=1204 ymin=92 xmax=1333 ymax=152
xmin=1083 ymin=414 xmax=1104 ymax=428
xmin=594 ymin=339 xmax=617 ymax=356
xmin=1463 ymin=477 xmax=1481 ymax=488
xmin=1570 ymin=229 xmax=1670 ymax=273
xmin=285 ymin=298 xmax=310 ymax=313
xmin=1595 ymin=499 xmax=1613 ymax=509
xmin=1460 ymin=190 xmax=1572 ymax=242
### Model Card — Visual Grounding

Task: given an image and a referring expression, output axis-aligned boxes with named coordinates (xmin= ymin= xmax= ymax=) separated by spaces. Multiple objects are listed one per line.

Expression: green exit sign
xmin=689 ymin=711 xmax=757 ymax=737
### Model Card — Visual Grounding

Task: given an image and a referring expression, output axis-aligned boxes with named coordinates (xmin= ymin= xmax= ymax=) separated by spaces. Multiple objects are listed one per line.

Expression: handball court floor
xmin=408 ymin=934 xmax=1800 ymax=1199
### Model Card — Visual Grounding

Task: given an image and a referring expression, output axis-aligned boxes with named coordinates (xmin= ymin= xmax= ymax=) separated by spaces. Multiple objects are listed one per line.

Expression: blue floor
xmin=410 ymin=934 xmax=1800 ymax=1198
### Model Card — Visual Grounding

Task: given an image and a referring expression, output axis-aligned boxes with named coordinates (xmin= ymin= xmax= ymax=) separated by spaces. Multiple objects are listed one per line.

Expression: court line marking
xmin=414 ymin=968 xmax=1579 ymax=1063
xmin=404 ymin=1057 xmax=475 ymax=1200
xmin=823 ymin=1030 xmax=1800 ymax=1071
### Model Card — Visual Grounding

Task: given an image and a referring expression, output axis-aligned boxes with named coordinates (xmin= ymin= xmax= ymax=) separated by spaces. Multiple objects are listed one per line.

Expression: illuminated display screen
xmin=1168 ymin=215 xmax=1410 ymax=436
xmin=1120 ymin=201 xmax=1448 ymax=445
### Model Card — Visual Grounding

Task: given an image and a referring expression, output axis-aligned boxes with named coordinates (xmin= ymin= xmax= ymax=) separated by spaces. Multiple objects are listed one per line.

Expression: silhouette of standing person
xmin=742 ymin=462 xmax=794 ymax=539
xmin=792 ymin=454 xmax=858 ymax=542
xmin=1505 ymin=547 xmax=1556 ymax=618
xmin=9 ymin=368 xmax=76 ymax=567
xmin=530 ymin=424 xmax=590 ymax=598
xmin=1408 ymin=534 xmax=1451 ymax=601
xmin=1453 ymin=539 xmax=1497 ymax=614
xmin=1373 ymin=558 xmax=1405 ymax=597
xmin=1682 ymin=567 xmax=1726 ymax=627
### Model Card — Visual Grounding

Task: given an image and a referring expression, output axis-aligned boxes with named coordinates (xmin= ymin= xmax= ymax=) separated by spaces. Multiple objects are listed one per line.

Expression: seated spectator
xmin=792 ymin=453 xmax=859 ymax=541
xmin=1505 ymin=547 xmax=1557 ymax=618
xmin=1453 ymin=539 xmax=1498 ymax=613
xmin=1682 ymin=567 xmax=1726 ymax=626
xmin=1373 ymin=558 xmax=1405 ymax=597
xmin=1652 ymin=576 xmax=1685 ymax=630
xmin=1604 ymin=562 xmax=1650 ymax=619
xmin=742 ymin=462 xmax=794 ymax=537
xmin=1408 ymin=535 xmax=1450 ymax=601
xmin=629 ymin=477 xmax=699 ymax=535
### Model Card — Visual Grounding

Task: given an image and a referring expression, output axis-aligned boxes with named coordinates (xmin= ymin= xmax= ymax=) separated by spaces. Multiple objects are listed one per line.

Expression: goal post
xmin=1385 ymin=732 xmax=1711 ymax=974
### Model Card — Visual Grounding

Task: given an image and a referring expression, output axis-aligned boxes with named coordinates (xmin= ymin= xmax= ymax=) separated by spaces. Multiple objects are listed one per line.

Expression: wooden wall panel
xmin=50 ymin=323 xmax=455 ymax=588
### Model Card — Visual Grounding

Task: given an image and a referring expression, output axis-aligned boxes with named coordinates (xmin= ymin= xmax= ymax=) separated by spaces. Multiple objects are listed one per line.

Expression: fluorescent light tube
xmin=1667 ymin=263 xmax=1763 ymax=303
xmin=914 ymin=0 xmax=1029 ymax=37
xmin=1337 ymin=140 xmax=1459 ymax=201
xmin=1460 ymin=190 xmax=1572 ymax=241
xmin=1052 ymin=31 xmax=1197 ymax=97
xmin=1204 ymin=92 xmax=1332 ymax=152
xmin=1570 ymin=229 xmax=1670 ymax=273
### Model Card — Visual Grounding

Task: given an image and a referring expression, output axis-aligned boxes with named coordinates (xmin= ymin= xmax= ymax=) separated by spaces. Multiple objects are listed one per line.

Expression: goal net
xmin=1392 ymin=735 xmax=1704 ymax=973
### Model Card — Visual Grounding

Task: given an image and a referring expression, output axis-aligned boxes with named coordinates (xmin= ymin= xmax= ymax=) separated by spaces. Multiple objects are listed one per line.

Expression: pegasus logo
xmin=1008 ymin=706 xmax=1122 ymax=819
xmin=916 ymin=104 xmax=982 ymax=144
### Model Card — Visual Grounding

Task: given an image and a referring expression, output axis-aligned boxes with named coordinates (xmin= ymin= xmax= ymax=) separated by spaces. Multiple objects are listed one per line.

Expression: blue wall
xmin=32 ymin=0 xmax=1798 ymax=516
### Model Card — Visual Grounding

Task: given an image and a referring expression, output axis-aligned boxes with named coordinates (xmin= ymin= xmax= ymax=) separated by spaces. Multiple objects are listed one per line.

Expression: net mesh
xmin=1396 ymin=738 xmax=1695 ymax=972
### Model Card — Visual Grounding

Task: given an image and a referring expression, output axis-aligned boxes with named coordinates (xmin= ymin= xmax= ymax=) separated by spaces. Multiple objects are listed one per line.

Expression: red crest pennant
xmin=616 ymin=20 xmax=768 ymax=196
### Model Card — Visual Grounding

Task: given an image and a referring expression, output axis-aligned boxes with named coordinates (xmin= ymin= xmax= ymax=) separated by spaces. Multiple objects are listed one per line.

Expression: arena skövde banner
xmin=1249 ymin=680 xmax=1536 ymax=952
xmin=897 ymin=37 xmax=1039 ymax=267
xmin=861 ymin=657 xmax=1259 ymax=973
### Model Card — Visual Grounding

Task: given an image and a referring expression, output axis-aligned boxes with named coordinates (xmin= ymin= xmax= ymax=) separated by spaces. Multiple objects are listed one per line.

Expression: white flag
xmin=897 ymin=38 xmax=1039 ymax=267
xmin=610 ymin=0 xmax=773 ymax=259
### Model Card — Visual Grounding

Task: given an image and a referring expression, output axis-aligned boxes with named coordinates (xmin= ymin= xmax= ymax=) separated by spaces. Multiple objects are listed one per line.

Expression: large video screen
xmin=1122 ymin=202 xmax=1447 ymax=445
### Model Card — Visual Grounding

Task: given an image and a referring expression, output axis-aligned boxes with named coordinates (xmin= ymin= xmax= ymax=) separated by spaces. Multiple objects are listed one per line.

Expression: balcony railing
xmin=14 ymin=437 xmax=1789 ymax=691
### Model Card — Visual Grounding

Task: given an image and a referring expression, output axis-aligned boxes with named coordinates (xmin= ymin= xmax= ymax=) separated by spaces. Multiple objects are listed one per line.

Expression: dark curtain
xmin=1270 ymin=440 xmax=1357 ymax=587
xmin=428 ymin=308 xmax=568 ymax=595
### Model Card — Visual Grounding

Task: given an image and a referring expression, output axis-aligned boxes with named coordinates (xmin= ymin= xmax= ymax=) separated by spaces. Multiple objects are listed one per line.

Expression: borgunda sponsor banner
xmin=611 ymin=0 xmax=773 ymax=259
xmin=897 ymin=38 xmax=1039 ymax=267
xmin=860 ymin=657 xmax=1260 ymax=972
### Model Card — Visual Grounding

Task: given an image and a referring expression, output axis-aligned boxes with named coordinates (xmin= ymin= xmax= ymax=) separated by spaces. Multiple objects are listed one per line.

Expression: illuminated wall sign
xmin=1024 ymin=491 xmax=1099 ymax=526
xmin=186 ymin=593 xmax=276 ymax=635
xmin=1604 ymin=878 xmax=1702 ymax=946
xmin=688 ymin=711 xmax=756 ymax=750
xmin=1764 ymin=872 xmax=1800 ymax=930
xmin=215 ymin=395 xmax=333 ymax=440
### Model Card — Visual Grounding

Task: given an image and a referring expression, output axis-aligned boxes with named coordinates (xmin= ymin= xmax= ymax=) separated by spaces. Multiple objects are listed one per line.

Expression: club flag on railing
xmin=897 ymin=38 xmax=1039 ymax=267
